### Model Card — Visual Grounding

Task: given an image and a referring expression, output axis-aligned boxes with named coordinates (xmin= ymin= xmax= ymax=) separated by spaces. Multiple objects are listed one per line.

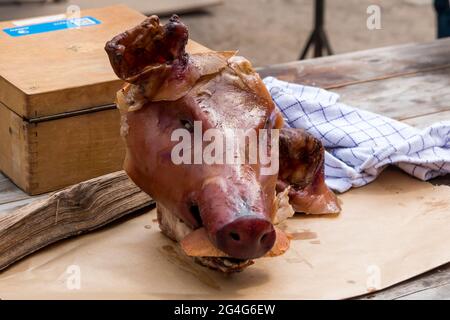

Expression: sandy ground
xmin=177 ymin=0 xmax=436 ymax=67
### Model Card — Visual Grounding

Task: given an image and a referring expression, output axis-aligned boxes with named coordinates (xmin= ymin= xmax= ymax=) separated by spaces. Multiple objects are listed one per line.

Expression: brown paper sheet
xmin=0 ymin=169 xmax=449 ymax=299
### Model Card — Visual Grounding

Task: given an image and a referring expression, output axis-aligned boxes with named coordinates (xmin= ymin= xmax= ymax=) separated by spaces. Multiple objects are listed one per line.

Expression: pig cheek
xmin=125 ymin=110 xmax=205 ymax=227
xmin=257 ymin=168 xmax=278 ymax=222
xmin=123 ymin=110 xmax=170 ymax=199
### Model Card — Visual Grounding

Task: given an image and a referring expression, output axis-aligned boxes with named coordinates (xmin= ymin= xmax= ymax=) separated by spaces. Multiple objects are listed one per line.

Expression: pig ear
xmin=105 ymin=15 xmax=189 ymax=81
xmin=277 ymin=128 xmax=341 ymax=215
xmin=107 ymin=15 xmax=238 ymax=105
xmin=285 ymin=166 xmax=341 ymax=215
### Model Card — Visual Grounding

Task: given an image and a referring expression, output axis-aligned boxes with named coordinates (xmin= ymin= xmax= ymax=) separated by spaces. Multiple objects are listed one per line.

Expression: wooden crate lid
xmin=0 ymin=5 xmax=163 ymax=119
xmin=0 ymin=5 xmax=145 ymax=119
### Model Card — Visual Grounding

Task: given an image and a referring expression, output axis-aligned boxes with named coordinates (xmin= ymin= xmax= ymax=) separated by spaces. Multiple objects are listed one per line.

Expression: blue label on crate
xmin=3 ymin=16 xmax=101 ymax=37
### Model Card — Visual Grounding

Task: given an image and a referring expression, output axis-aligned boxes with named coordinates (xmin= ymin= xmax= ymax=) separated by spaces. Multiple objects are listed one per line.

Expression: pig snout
xmin=197 ymin=177 xmax=276 ymax=260
xmin=216 ymin=216 xmax=275 ymax=260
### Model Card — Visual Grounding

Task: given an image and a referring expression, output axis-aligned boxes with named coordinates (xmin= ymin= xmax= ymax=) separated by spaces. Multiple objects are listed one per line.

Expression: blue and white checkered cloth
xmin=264 ymin=77 xmax=450 ymax=193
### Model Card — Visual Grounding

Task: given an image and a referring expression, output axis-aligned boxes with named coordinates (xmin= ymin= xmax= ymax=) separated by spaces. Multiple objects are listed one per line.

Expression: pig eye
xmin=180 ymin=119 xmax=194 ymax=132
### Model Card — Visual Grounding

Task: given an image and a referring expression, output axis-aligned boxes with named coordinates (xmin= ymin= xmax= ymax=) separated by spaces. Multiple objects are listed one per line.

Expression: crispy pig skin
xmin=105 ymin=15 xmax=188 ymax=82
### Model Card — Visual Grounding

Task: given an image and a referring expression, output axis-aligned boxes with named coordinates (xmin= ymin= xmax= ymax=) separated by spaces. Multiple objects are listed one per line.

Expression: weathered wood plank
xmin=0 ymin=196 xmax=47 ymax=215
xmin=258 ymin=38 xmax=450 ymax=89
xmin=331 ymin=68 xmax=450 ymax=122
xmin=0 ymin=172 xmax=32 ymax=207
xmin=360 ymin=263 xmax=450 ymax=300
xmin=0 ymin=170 xmax=154 ymax=271
xmin=403 ymin=110 xmax=450 ymax=128
xmin=399 ymin=283 xmax=450 ymax=300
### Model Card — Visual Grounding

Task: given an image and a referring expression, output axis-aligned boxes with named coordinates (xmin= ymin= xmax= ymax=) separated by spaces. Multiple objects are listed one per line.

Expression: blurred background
xmin=0 ymin=0 xmax=438 ymax=66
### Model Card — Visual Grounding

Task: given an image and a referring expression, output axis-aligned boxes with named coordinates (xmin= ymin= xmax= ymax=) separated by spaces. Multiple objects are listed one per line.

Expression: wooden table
xmin=1 ymin=39 xmax=450 ymax=299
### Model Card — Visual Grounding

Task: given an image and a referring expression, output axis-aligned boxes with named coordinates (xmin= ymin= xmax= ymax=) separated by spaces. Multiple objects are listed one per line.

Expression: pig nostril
xmin=260 ymin=233 xmax=268 ymax=243
xmin=216 ymin=218 xmax=275 ymax=259
xmin=260 ymin=232 xmax=271 ymax=244
xmin=229 ymin=232 xmax=240 ymax=241
xmin=189 ymin=204 xmax=202 ymax=227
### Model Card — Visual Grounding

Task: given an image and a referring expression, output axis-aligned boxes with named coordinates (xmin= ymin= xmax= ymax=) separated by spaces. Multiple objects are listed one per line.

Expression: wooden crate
xmin=0 ymin=5 xmax=206 ymax=194
xmin=0 ymin=102 xmax=125 ymax=194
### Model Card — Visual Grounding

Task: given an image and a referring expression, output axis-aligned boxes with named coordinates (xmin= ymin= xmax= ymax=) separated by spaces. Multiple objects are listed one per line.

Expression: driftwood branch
xmin=0 ymin=171 xmax=153 ymax=271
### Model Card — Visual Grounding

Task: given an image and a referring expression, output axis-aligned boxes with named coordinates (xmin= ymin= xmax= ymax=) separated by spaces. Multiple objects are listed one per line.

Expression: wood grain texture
xmin=0 ymin=102 xmax=30 ymax=191
xmin=403 ymin=110 xmax=450 ymax=129
xmin=0 ymin=170 xmax=154 ymax=271
xmin=0 ymin=172 xmax=31 ymax=207
xmin=331 ymin=67 xmax=450 ymax=122
xmin=29 ymin=107 xmax=126 ymax=194
xmin=360 ymin=263 xmax=450 ymax=300
xmin=0 ymin=103 xmax=126 ymax=195
xmin=0 ymin=197 xmax=45 ymax=215
xmin=258 ymin=38 xmax=450 ymax=89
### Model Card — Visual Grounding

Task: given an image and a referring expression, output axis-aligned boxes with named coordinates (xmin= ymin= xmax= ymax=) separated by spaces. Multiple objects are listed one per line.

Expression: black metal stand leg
xmin=299 ymin=0 xmax=333 ymax=59
xmin=319 ymin=28 xmax=333 ymax=55
xmin=300 ymin=31 xmax=315 ymax=59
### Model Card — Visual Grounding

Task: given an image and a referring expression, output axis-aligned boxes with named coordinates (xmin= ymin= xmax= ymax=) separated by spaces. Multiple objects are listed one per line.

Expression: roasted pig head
xmin=105 ymin=15 xmax=339 ymax=272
